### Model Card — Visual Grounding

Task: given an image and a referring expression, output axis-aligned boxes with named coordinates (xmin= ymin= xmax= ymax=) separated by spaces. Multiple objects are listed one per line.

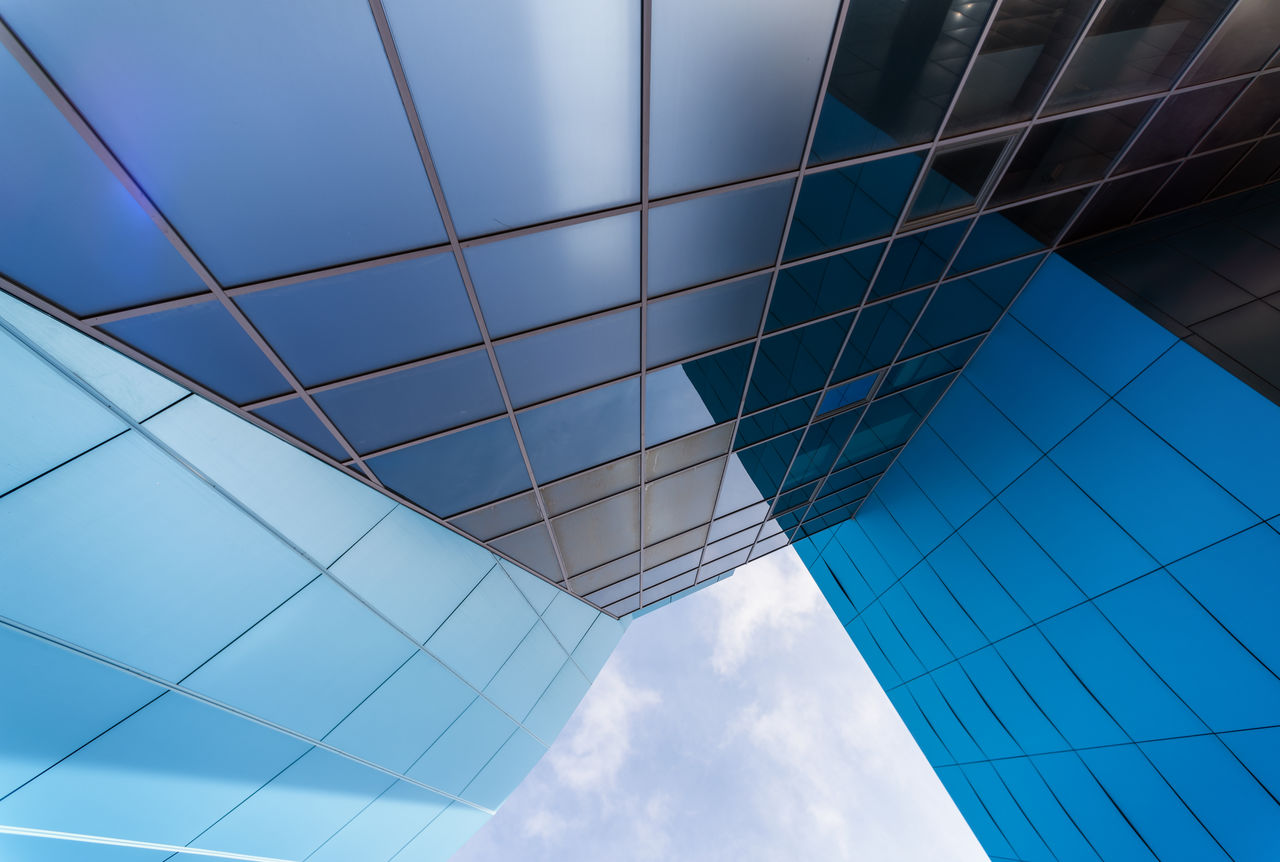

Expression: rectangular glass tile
xmin=870 ymin=222 xmax=968 ymax=300
xmin=648 ymin=274 xmax=769 ymax=366
xmin=644 ymin=457 xmax=726 ymax=545
xmin=517 ymin=377 xmax=641 ymax=483
xmin=542 ymin=456 xmax=640 ymax=517
xmin=745 ymin=315 xmax=851 ymax=412
xmin=735 ymin=395 xmax=819 ymax=449
xmin=908 ymin=137 xmax=1011 ymax=222
xmin=786 ymin=153 xmax=924 ymax=261
xmin=495 ymin=309 xmax=639 ymax=407
xmin=1119 ymin=83 xmax=1244 ymax=173
xmin=769 ymin=244 xmax=883 ymax=332
xmin=817 ymin=373 xmax=878 ymax=415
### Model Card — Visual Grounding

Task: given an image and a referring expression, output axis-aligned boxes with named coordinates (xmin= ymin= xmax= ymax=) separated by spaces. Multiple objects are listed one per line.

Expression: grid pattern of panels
xmin=1 ymin=1 xmax=1279 ymax=614
xmin=0 ymin=294 xmax=623 ymax=862
xmin=797 ymin=259 xmax=1280 ymax=861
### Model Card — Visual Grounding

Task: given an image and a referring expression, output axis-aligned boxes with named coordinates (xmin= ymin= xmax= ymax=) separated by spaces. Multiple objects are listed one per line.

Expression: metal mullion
xmin=367 ymin=0 xmax=575 ymax=588
xmin=636 ymin=0 xmax=654 ymax=606
xmin=82 ymin=291 xmax=218 ymax=327
xmin=690 ymin=0 xmax=855 ymax=583
xmin=801 ymin=140 xmax=936 ymax=177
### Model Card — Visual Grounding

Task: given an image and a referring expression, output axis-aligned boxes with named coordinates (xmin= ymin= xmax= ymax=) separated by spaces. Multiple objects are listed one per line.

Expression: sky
xmin=452 ymin=547 xmax=986 ymax=862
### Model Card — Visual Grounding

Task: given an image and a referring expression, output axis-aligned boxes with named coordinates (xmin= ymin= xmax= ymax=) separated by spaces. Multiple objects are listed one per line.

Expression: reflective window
xmin=517 ymin=377 xmax=640 ymax=482
xmin=809 ymin=0 xmax=995 ymax=162
xmin=950 ymin=194 xmax=1084 ymax=273
xmin=252 ymin=399 xmax=348 ymax=462
xmin=769 ymin=244 xmax=883 ymax=332
xmin=449 ymin=492 xmax=544 ymax=541
xmin=649 ymin=344 xmax=753 ymax=445
xmin=735 ymin=395 xmax=819 ymax=449
xmin=103 ymin=301 xmax=291 ymax=405
xmin=783 ymin=408 xmax=864 ymax=491
xmin=840 ymin=375 xmax=952 ymax=465
xmin=714 ymin=454 xmax=772 ymax=517
xmin=551 ymin=488 xmax=640 ymax=575
xmin=648 ymin=180 xmax=794 ymax=295
xmin=490 ymin=522 xmax=563 ymax=580
xmin=832 ymin=290 xmax=930 ymax=381
xmin=1047 ymin=0 xmax=1233 ymax=112
xmin=383 ymin=0 xmax=640 ymax=236
xmin=314 ymin=350 xmax=504 ymax=454
xmin=646 ymin=423 xmax=735 ymax=480
xmin=465 ymin=213 xmax=640 ymax=337
xmin=237 ymin=255 xmax=480 ymax=387
xmin=1216 ymin=136 xmax=1280 ymax=196
xmin=708 ymin=500 xmax=771 ymax=542
xmin=645 ymin=457 xmax=726 ymax=544
xmin=908 ymin=138 xmax=1011 ymax=222
xmin=1119 ymin=83 xmax=1244 ymax=173
xmin=367 ymin=417 xmax=531 ymax=517
xmin=1145 ymin=145 xmax=1251 ymax=217
xmin=648 ymin=275 xmax=769 ymax=366
xmin=650 ymin=0 xmax=840 ymax=196
xmin=496 ymin=309 xmax=639 ymax=407
xmin=1065 ymin=166 xmax=1176 ymax=241
xmin=870 ymin=222 xmax=968 ymax=300
xmin=735 ymin=429 xmax=804 ymax=500
xmin=884 ymin=337 xmax=982 ymax=393
xmin=1200 ymin=74 xmax=1280 ymax=151
xmin=2 ymin=1 xmax=447 ymax=285
xmin=745 ymin=315 xmax=851 ymax=412
xmin=1186 ymin=0 xmax=1280 ymax=83
xmin=818 ymin=373 xmax=878 ymax=415
xmin=774 ymin=481 xmax=821 ymax=516
xmin=786 ymin=153 xmax=924 ymax=260
xmin=542 ymin=456 xmax=640 ymax=517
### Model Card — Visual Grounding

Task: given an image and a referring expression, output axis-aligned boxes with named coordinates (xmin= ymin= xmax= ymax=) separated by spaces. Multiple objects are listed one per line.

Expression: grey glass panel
xmin=605 ymin=594 xmax=641 ymax=616
xmin=646 ymin=423 xmax=735 ymax=480
xmin=649 ymin=180 xmax=794 ymax=295
xmin=0 ymin=48 xmax=206 ymax=317
xmin=645 ymin=457 xmax=726 ymax=545
xmin=832 ymin=291 xmax=929 ymax=382
xmin=909 ymin=138 xmax=1010 ymax=221
xmin=809 ymin=0 xmax=995 ymax=162
xmin=1186 ymin=0 xmax=1280 ymax=84
xmin=490 ymin=522 xmax=563 ymax=581
xmin=650 ymin=0 xmax=840 ymax=196
xmin=645 ymin=570 xmax=698 ymax=603
xmin=542 ymin=456 xmax=640 ymax=517
xmin=465 ymin=213 xmax=641 ymax=337
xmin=708 ymin=501 xmax=771 ymax=542
xmin=995 ymin=103 xmax=1148 ymax=204
xmin=2 ymin=2 xmax=446 ymax=285
xmin=735 ymin=395 xmax=819 ymax=449
xmin=450 ymin=492 xmax=543 ymax=541
xmin=383 ymin=0 xmax=640 ymax=236
xmin=786 ymin=153 xmax=924 ymax=260
xmin=746 ymin=315 xmax=851 ymax=412
xmin=1201 ymin=75 xmax=1280 ymax=151
xmin=1216 ymin=137 xmax=1280 ymax=197
xmin=703 ymin=525 xmax=758 ymax=563
xmin=648 ymin=275 xmax=769 ymax=366
xmin=551 ymin=488 xmax=640 ymax=575
xmin=645 ymin=523 xmax=710 ymax=566
xmin=714 ymin=454 xmax=772 ymax=518
xmin=1048 ymin=0 xmax=1233 ymax=112
xmin=870 ymin=222 xmax=968 ymax=299
xmin=752 ymin=530 xmax=791 ymax=558
xmin=1119 ymin=83 xmax=1244 ymax=173
xmin=314 ymin=350 xmax=504 ymax=454
xmin=517 ymin=377 xmax=640 ymax=482
xmin=769 ymin=244 xmax=884 ymax=332
xmin=237 ymin=255 xmax=479 ymax=387
xmin=644 ymin=549 xmax=702 ymax=585
xmin=946 ymin=0 xmax=1097 ymax=134
xmin=585 ymin=574 xmax=641 ymax=608
xmin=252 ymin=399 xmax=349 ymax=462
xmin=103 ymin=302 xmax=290 ymax=405
xmin=774 ymin=481 xmax=820 ymax=516
xmin=496 ymin=309 xmax=640 ymax=407
xmin=838 ymin=374 xmax=953 ymax=465
xmin=572 ymin=554 xmax=640 ymax=597
xmin=701 ymin=547 xmax=748 ymax=578
xmin=367 ymin=417 xmax=531 ymax=517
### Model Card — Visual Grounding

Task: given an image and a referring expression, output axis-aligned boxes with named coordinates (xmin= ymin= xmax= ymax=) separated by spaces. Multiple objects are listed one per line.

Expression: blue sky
xmin=453 ymin=547 xmax=985 ymax=861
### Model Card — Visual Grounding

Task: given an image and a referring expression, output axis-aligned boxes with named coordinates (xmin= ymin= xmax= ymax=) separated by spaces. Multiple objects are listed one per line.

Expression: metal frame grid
xmin=2 ymin=0 xmax=1278 ymax=617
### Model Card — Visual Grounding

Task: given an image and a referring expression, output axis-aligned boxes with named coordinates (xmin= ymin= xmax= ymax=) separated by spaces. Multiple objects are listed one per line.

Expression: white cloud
xmin=709 ymin=545 xmax=821 ymax=675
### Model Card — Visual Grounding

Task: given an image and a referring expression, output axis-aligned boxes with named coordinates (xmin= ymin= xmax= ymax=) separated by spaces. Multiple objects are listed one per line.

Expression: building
xmin=1 ymin=0 xmax=1279 ymax=859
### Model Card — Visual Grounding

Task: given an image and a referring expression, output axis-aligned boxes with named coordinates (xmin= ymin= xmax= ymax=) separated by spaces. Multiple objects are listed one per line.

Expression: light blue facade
xmin=0 ymin=293 xmax=624 ymax=861
xmin=797 ymin=256 xmax=1280 ymax=861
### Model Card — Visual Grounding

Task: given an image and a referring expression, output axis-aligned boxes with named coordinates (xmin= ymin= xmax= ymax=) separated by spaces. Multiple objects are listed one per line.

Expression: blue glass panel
xmin=0 ymin=835 xmax=168 ymax=861
xmin=517 ymin=377 xmax=640 ymax=482
xmin=817 ymin=373 xmax=876 ymax=415
xmin=462 ymin=728 xmax=545 ymax=809
xmin=926 ymin=377 xmax=1039 ymax=494
xmin=832 ymin=290 xmax=929 ymax=382
xmin=959 ymin=501 xmax=1083 ymax=621
xmin=307 ymin=781 xmax=448 ymax=862
xmin=735 ymin=396 xmax=817 ymax=449
xmin=1032 ymin=752 xmax=1158 ymax=862
xmin=746 ymin=315 xmax=850 ymax=413
xmin=407 ymin=698 xmax=519 ymax=794
xmin=2 ymin=2 xmax=446 ymax=284
xmin=648 ymin=180 xmax=794 ymax=296
xmin=870 ymin=222 xmax=968 ymax=300
xmin=103 ymin=301 xmax=291 ymax=405
xmin=543 ymin=591 xmax=602 ymax=653
xmin=857 ymin=493 xmax=923 ymax=574
xmin=330 ymin=507 xmax=496 ymax=644
xmin=734 ymin=430 xmax=804 ymax=501
xmin=905 ymin=677 xmax=982 ymax=762
xmin=496 ymin=309 xmax=639 ymax=407
xmin=881 ymin=339 xmax=977 ymax=394
xmin=144 ymin=397 xmax=394 ymax=568
xmin=383 ymin=0 xmax=639 ymax=236
xmin=785 ymin=153 xmax=923 ymax=261
xmin=427 ymin=567 xmax=539 ymax=691
xmin=524 ymin=663 xmax=592 ymax=740
xmin=649 ymin=0 xmax=839 ymax=196
xmin=667 ymin=343 xmax=753 ymax=428
xmin=314 ymin=350 xmax=504 ymax=454
xmin=959 ymin=648 xmax=1068 ymax=755
xmin=0 ymin=432 xmax=317 ymax=681
xmin=770 ymin=244 xmax=882 ymax=332
xmin=0 ymin=692 xmax=307 ymax=845
xmin=901 ymin=276 xmax=1006 ymax=357
xmin=465 ymin=213 xmax=640 ymax=337
xmin=648 ymin=275 xmax=769 ymax=366
xmin=396 ymin=802 xmax=491 ymax=862
xmin=927 ymin=534 xmax=1029 ymax=643
xmin=1222 ymin=726 xmax=1280 ymax=803
xmin=0 ymin=50 xmax=205 ymax=315
xmin=933 ymin=766 xmax=1014 ymax=856
xmin=490 ymin=522 xmax=563 ymax=581
xmin=874 ymin=468 xmax=949 ymax=556
xmin=1051 ymin=402 xmax=1254 ymax=564
xmin=484 ymin=624 xmax=566 ymax=720
xmin=0 ymin=328 xmax=127 ymax=496
xmin=784 ymin=408 xmax=865 ymax=493
xmin=572 ymin=616 xmax=623 ymax=678
xmin=949 ymin=200 xmax=1062 ymax=275
xmin=236 ymin=255 xmax=479 ymax=386
xmin=962 ymin=762 xmax=1053 ymax=860
xmin=368 ymin=417 xmax=531 ymax=517
xmin=252 ymin=399 xmax=349 ymax=462
xmin=880 ymin=584 xmax=952 ymax=671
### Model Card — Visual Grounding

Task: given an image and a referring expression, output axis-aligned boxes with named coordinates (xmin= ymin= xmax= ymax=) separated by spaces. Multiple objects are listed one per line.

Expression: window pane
xmin=909 ymin=138 xmax=1011 ymax=221
xmin=648 ymin=275 xmax=769 ymax=366
xmin=495 ymin=309 xmax=640 ymax=407
xmin=786 ymin=153 xmax=924 ymax=260
xmin=746 ymin=315 xmax=851 ymax=412
xmin=517 ymin=377 xmax=641 ymax=482
xmin=770 ymin=244 xmax=883 ymax=331
xmin=1185 ymin=0 xmax=1280 ymax=84
xmin=1119 ymin=83 xmax=1244 ymax=173
xmin=870 ymin=222 xmax=968 ymax=299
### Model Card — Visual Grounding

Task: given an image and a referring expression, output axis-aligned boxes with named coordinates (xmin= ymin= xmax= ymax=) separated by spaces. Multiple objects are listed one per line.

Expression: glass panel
xmin=785 ymin=153 xmax=924 ymax=260
xmin=645 ymin=522 xmax=710 ymax=566
xmin=383 ymin=0 xmax=640 ymax=236
xmin=908 ymin=137 xmax=1011 ymax=221
xmin=252 ymin=399 xmax=349 ymax=461
xmin=314 ymin=350 xmax=504 ymax=454
xmin=950 ymin=192 xmax=1084 ymax=273
xmin=646 ymin=423 xmax=735 ymax=480
xmin=1146 ymin=145 xmax=1252 ymax=216
xmin=735 ymin=395 xmax=819 ymax=449
xmin=449 ymin=492 xmax=544 ymax=541
xmin=644 ymin=549 xmax=702 ymax=585
xmin=946 ymin=0 xmax=1097 ymax=134
xmin=644 ymin=457 xmax=726 ymax=544
xmin=994 ymin=103 xmax=1149 ymax=204
xmin=745 ymin=315 xmax=850 ymax=412
xmin=1119 ymin=82 xmax=1244 ymax=173
xmin=1200 ymin=74 xmax=1280 ymax=151
xmin=713 ymin=454 xmax=770 ymax=518
xmin=870 ymin=222 xmax=968 ymax=299
xmin=464 ymin=213 xmax=640 ymax=338
xmin=516 ymin=377 xmax=640 ymax=482
xmin=490 ymin=522 xmax=563 ymax=580
xmin=769 ymin=244 xmax=883 ymax=332
xmin=1186 ymin=0 xmax=1280 ymax=83
xmin=644 ymin=570 xmax=698 ymax=602
xmin=817 ymin=372 xmax=878 ymax=414
xmin=495 ymin=308 xmax=639 ymax=407
xmin=367 ymin=417 xmax=531 ymax=517
xmin=0 ymin=49 xmax=206 ymax=316
xmin=542 ymin=456 xmax=640 ymax=516
xmin=584 ymin=574 xmax=640 ymax=608
xmin=809 ymin=0 xmax=996 ymax=163
xmin=783 ymin=407 xmax=865 ymax=491
xmin=840 ymin=375 xmax=953 ymax=465
xmin=2 ymin=2 xmax=447 ymax=285
xmin=647 ymin=274 xmax=769 ymax=366
xmin=884 ymin=337 xmax=981 ymax=393
xmin=909 ymin=257 xmax=1039 ymax=355
xmin=1216 ymin=136 xmax=1280 ymax=196
xmin=648 ymin=180 xmax=794 ymax=295
xmin=1047 ymin=0 xmax=1233 ymax=112
xmin=735 ymin=429 xmax=805 ymax=500
xmin=1063 ymin=165 xmax=1176 ymax=241
xmin=701 ymin=547 xmax=749 ymax=578
xmin=571 ymin=554 xmax=640 ymax=597
xmin=646 ymin=347 xmax=749 ymax=445
xmin=103 ymin=301 xmax=290 ymax=405
xmin=650 ymin=0 xmax=840 ymax=195
xmin=237 ymin=254 xmax=479 ymax=387
xmin=774 ymin=481 xmax=820 ymax=515
xmin=702 ymin=524 xmax=758 ymax=562
xmin=832 ymin=290 xmax=930 ymax=381
xmin=708 ymin=501 xmax=771 ymax=542
xmin=551 ymin=488 xmax=641 ymax=575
